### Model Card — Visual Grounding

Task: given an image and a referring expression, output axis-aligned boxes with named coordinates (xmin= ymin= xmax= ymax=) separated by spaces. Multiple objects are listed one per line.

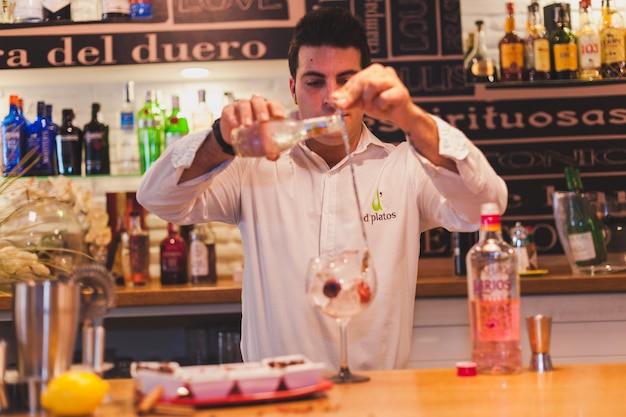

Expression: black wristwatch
xmin=212 ymin=118 xmax=235 ymax=156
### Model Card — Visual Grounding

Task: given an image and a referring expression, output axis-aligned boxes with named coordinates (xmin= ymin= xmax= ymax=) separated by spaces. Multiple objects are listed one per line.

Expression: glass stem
xmin=338 ymin=319 xmax=349 ymax=372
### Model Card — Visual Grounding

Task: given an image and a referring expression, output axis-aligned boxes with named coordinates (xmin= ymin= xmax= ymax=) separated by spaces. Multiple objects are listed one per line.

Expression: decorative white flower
xmin=0 ymin=175 xmax=111 ymax=286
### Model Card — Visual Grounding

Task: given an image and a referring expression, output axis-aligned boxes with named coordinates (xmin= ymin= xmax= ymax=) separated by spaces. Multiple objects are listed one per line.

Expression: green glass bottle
xmin=563 ymin=166 xmax=607 ymax=267
xmin=165 ymin=95 xmax=189 ymax=148
xmin=137 ymin=89 xmax=165 ymax=173
xmin=548 ymin=3 xmax=579 ymax=79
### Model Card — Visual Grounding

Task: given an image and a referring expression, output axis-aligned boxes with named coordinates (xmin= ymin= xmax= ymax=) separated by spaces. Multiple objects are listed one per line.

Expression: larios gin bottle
xmin=466 ymin=203 xmax=522 ymax=375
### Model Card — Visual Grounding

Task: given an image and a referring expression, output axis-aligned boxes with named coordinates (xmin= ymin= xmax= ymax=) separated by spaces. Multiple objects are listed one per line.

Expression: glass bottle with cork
xmin=464 ymin=20 xmax=498 ymax=84
xmin=525 ymin=1 xmax=552 ymax=81
xmin=499 ymin=2 xmax=525 ymax=82
xmin=466 ymin=203 xmax=521 ymax=375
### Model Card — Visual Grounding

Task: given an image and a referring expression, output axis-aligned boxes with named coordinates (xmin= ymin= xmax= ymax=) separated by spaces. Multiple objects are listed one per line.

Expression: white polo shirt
xmin=137 ymin=117 xmax=507 ymax=370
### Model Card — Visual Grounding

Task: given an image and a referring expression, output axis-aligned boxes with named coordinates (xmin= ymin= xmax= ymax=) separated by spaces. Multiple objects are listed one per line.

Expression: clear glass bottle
xmin=2 ymin=95 xmax=26 ymax=177
xmin=137 ymin=89 xmax=165 ymax=173
xmin=128 ymin=210 xmax=150 ymax=286
xmin=231 ymin=114 xmax=344 ymax=157
xmin=13 ymin=0 xmax=42 ymax=22
xmin=464 ymin=20 xmax=498 ymax=84
xmin=55 ymin=108 xmax=83 ymax=176
xmin=563 ymin=166 xmax=607 ymax=266
xmin=600 ymin=0 xmax=626 ymax=78
xmin=160 ymin=223 xmax=188 ymax=285
xmin=578 ymin=0 xmax=602 ymax=80
xmin=83 ymin=102 xmax=110 ymax=175
xmin=192 ymin=89 xmax=214 ymax=133
xmin=188 ymin=223 xmax=217 ymax=285
xmin=525 ymin=1 xmax=552 ymax=81
xmin=165 ymin=95 xmax=189 ymax=148
xmin=511 ymin=221 xmax=531 ymax=273
xmin=117 ymin=81 xmax=140 ymax=175
xmin=466 ymin=203 xmax=522 ymax=375
xmin=499 ymin=2 xmax=525 ymax=82
xmin=548 ymin=3 xmax=579 ymax=79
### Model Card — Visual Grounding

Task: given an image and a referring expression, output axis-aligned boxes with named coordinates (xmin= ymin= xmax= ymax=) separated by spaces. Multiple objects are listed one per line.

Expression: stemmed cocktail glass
xmin=306 ymin=249 xmax=377 ymax=383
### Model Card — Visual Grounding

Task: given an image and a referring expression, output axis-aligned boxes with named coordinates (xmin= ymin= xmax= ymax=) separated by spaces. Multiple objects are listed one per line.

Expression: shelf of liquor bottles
xmin=482 ymin=77 xmax=626 ymax=89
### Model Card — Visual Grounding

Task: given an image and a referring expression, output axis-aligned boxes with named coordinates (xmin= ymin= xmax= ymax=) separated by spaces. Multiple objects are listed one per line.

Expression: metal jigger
xmin=526 ymin=314 xmax=553 ymax=372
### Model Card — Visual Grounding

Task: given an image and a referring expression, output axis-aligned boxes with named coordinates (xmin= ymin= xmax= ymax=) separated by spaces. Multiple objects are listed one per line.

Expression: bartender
xmin=137 ymin=7 xmax=507 ymax=370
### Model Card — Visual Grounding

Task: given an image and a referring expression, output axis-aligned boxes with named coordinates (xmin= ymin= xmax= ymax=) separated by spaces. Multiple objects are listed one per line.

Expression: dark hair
xmin=287 ymin=7 xmax=371 ymax=78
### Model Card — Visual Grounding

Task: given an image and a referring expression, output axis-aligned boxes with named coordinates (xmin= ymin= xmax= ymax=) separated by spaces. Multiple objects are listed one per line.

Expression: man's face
xmin=289 ymin=45 xmax=364 ymax=146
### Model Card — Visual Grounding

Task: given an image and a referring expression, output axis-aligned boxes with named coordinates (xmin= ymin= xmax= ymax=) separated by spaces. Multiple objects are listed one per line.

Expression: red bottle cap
xmin=456 ymin=361 xmax=477 ymax=377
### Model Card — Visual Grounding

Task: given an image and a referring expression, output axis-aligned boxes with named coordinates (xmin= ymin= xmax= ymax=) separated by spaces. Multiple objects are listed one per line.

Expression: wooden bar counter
xmin=47 ymin=363 xmax=626 ymax=417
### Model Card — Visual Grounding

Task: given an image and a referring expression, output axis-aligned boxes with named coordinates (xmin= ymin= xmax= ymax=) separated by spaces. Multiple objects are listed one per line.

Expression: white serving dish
xmin=180 ymin=365 xmax=236 ymax=399
xmin=262 ymin=354 xmax=326 ymax=389
xmin=230 ymin=367 xmax=283 ymax=395
xmin=131 ymin=361 xmax=184 ymax=400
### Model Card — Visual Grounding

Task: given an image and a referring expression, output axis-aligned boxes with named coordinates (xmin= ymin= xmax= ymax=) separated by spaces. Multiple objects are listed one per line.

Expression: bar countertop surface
xmin=1 ymin=257 xmax=626 ymax=311
xmin=20 ymin=363 xmax=626 ymax=417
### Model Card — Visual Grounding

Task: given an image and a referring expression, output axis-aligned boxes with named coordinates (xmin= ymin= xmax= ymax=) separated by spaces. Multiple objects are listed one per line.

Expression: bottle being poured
xmin=230 ymin=114 xmax=344 ymax=159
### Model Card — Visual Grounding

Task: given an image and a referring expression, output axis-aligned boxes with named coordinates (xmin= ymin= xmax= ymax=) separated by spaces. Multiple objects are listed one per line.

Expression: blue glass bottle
xmin=2 ymin=95 xmax=26 ymax=176
xmin=25 ymin=101 xmax=56 ymax=176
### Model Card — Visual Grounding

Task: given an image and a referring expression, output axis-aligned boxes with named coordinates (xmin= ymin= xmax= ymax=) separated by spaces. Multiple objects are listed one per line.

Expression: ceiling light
xmin=180 ymin=67 xmax=210 ymax=79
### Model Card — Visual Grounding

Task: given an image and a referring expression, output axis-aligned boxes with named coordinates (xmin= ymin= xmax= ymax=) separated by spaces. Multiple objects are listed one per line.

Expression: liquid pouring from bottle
xmin=337 ymin=109 xmax=370 ymax=272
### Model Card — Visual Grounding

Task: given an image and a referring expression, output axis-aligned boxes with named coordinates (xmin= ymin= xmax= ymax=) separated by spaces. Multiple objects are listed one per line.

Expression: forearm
xmin=179 ymin=130 xmax=234 ymax=184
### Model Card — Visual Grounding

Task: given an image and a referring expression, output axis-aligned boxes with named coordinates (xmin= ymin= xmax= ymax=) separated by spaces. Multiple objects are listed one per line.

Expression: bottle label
xmin=471 ymin=61 xmax=495 ymax=77
xmin=532 ymin=39 xmax=551 ymax=72
xmin=471 ymin=299 xmax=520 ymax=341
xmin=553 ymin=43 xmax=578 ymax=72
xmin=601 ymin=28 xmax=626 ymax=63
xmin=514 ymin=247 xmax=530 ymax=272
xmin=3 ymin=129 xmax=21 ymax=163
xmin=190 ymin=240 xmax=209 ymax=276
xmin=578 ymin=33 xmax=602 ymax=69
xmin=138 ymin=119 xmax=158 ymax=128
xmin=499 ymin=43 xmax=524 ymax=72
xmin=102 ymin=0 xmax=129 ymax=14
xmin=568 ymin=231 xmax=597 ymax=262
xmin=120 ymin=111 xmax=135 ymax=131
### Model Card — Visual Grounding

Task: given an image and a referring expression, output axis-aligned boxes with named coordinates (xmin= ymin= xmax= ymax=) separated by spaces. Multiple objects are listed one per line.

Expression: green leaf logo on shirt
xmin=372 ymin=188 xmax=383 ymax=212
